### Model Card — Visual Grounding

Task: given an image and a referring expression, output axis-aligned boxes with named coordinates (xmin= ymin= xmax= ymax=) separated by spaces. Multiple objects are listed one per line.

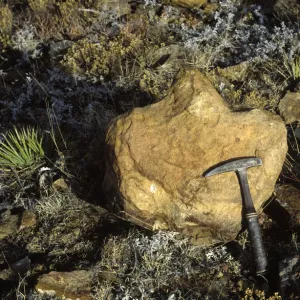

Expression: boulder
xmin=278 ymin=92 xmax=300 ymax=124
xmin=35 ymin=270 xmax=93 ymax=300
xmin=103 ymin=68 xmax=287 ymax=244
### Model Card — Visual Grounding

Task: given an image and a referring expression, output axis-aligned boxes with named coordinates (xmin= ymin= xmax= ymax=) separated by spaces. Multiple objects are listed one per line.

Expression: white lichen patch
xmin=150 ymin=183 xmax=157 ymax=193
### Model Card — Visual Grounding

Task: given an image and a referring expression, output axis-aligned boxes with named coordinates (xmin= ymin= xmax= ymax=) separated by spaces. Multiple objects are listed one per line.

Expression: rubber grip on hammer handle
xmin=246 ymin=213 xmax=268 ymax=276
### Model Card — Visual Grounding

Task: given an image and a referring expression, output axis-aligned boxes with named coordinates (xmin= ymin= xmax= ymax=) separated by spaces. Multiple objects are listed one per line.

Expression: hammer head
xmin=204 ymin=157 xmax=262 ymax=177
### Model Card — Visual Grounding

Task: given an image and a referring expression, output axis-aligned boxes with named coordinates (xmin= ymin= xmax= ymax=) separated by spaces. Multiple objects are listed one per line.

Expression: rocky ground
xmin=0 ymin=0 xmax=300 ymax=299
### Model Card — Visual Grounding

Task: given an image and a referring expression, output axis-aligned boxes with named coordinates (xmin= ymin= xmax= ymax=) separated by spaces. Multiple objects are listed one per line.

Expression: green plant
xmin=263 ymin=54 xmax=300 ymax=87
xmin=61 ymin=27 xmax=144 ymax=81
xmin=0 ymin=126 xmax=45 ymax=173
xmin=28 ymin=0 xmax=55 ymax=12
xmin=283 ymin=54 xmax=300 ymax=80
xmin=139 ymin=68 xmax=174 ymax=100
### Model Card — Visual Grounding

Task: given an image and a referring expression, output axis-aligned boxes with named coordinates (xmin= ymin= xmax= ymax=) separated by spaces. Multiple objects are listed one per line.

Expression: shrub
xmin=29 ymin=0 xmax=86 ymax=39
xmin=28 ymin=0 xmax=55 ymax=13
xmin=61 ymin=27 xmax=144 ymax=81
xmin=95 ymin=230 xmax=241 ymax=299
xmin=11 ymin=24 xmax=42 ymax=60
xmin=177 ymin=0 xmax=300 ymax=69
xmin=139 ymin=68 xmax=175 ymax=99
xmin=241 ymin=288 xmax=282 ymax=300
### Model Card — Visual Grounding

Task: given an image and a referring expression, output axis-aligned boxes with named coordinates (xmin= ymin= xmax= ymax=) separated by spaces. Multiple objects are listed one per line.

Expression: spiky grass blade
xmin=0 ymin=126 xmax=45 ymax=171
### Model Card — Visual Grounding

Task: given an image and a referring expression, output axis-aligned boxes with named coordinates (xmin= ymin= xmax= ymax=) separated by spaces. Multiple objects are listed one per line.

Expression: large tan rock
xmin=104 ymin=68 xmax=287 ymax=244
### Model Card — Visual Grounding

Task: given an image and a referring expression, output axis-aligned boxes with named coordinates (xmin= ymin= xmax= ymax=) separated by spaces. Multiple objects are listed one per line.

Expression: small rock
xmin=0 ymin=209 xmax=20 ymax=240
xmin=19 ymin=211 xmax=37 ymax=230
xmin=217 ymin=62 xmax=249 ymax=82
xmin=278 ymin=92 xmax=300 ymax=124
xmin=49 ymin=40 xmax=74 ymax=61
xmin=52 ymin=178 xmax=69 ymax=192
xmin=279 ymin=254 xmax=300 ymax=299
xmin=35 ymin=270 xmax=93 ymax=300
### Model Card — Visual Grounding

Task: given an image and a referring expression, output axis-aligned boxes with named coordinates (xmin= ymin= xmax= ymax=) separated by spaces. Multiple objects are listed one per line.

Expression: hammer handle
xmin=246 ymin=213 xmax=268 ymax=275
xmin=237 ymin=169 xmax=267 ymax=276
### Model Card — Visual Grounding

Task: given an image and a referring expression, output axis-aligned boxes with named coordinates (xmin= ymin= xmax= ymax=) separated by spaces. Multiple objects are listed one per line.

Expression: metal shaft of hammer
xmin=237 ymin=168 xmax=268 ymax=276
xmin=205 ymin=157 xmax=268 ymax=276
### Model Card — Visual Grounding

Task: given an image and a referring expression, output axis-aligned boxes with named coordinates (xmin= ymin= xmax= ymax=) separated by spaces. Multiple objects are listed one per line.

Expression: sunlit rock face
xmin=103 ymin=68 xmax=287 ymax=245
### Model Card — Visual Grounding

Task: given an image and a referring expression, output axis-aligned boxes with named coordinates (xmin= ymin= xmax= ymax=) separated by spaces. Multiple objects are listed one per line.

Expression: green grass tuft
xmin=0 ymin=126 xmax=45 ymax=171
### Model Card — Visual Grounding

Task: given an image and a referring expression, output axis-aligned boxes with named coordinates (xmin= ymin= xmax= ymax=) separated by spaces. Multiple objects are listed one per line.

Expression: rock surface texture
xmin=35 ymin=270 xmax=93 ymax=300
xmin=0 ymin=209 xmax=21 ymax=240
xmin=104 ymin=68 xmax=287 ymax=244
xmin=278 ymin=92 xmax=300 ymax=124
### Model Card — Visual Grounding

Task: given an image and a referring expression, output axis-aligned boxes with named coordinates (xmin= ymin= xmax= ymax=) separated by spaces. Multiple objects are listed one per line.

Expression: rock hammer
xmin=205 ymin=157 xmax=267 ymax=276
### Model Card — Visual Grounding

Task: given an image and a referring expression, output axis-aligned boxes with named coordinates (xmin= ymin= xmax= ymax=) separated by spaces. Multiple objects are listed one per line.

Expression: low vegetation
xmin=0 ymin=0 xmax=300 ymax=299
